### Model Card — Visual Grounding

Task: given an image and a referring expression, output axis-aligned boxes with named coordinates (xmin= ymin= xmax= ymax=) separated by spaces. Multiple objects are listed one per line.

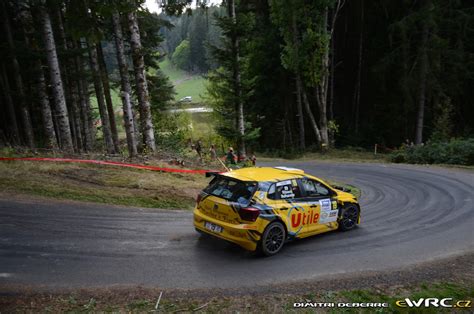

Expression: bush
xmin=390 ymin=138 xmax=474 ymax=165
xmin=153 ymin=111 xmax=191 ymax=153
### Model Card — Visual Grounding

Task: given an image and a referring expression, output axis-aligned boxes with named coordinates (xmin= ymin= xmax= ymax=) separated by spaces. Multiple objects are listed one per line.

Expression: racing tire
xmin=338 ymin=204 xmax=359 ymax=231
xmin=259 ymin=222 xmax=286 ymax=256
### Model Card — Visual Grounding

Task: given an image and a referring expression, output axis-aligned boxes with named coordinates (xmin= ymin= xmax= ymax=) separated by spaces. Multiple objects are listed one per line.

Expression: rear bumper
xmin=193 ymin=208 xmax=260 ymax=251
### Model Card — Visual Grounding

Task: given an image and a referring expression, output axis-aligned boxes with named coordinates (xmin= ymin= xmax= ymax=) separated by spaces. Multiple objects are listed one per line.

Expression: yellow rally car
xmin=194 ymin=167 xmax=360 ymax=256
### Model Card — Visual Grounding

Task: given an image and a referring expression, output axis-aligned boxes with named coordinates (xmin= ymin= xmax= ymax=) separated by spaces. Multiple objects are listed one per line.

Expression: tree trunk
xmin=35 ymin=60 xmax=58 ymax=149
xmin=128 ymin=11 xmax=156 ymax=153
xmin=295 ymin=76 xmax=306 ymax=150
xmin=97 ymin=43 xmax=120 ymax=152
xmin=112 ymin=12 xmax=138 ymax=157
xmin=415 ymin=7 xmax=430 ymax=145
xmin=0 ymin=62 xmax=21 ymax=145
xmin=75 ymin=40 xmax=94 ymax=151
xmin=302 ymin=88 xmax=322 ymax=145
xmin=352 ymin=0 xmax=364 ymax=135
xmin=69 ymin=75 xmax=84 ymax=152
xmin=328 ymin=0 xmax=344 ymax=122
xmin=228 ymin=0 xmax=246 ymax=158
xmin=329 ymin=33 xmax=335 ymax=122
xmin=88 ymin=41 xmax=116 ymax=154
xmin=292 ymin=10 xmax=305 ymax=150
xmin=39 ymin=3 xmax=73 ymax=151
xmin=2 ymin=2 xmax=35 ymax=148
xmin=54 ymin=7 xmax=85 ymax=152
xmin=316 ymin=7 xmax=330 ymax=149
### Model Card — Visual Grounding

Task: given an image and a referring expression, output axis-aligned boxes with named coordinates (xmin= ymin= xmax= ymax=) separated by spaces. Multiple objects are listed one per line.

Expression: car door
xmin=266 ymin=179 xmax=315 ymax=237
xmin=298 ymin=177 xmax=339 ymax=235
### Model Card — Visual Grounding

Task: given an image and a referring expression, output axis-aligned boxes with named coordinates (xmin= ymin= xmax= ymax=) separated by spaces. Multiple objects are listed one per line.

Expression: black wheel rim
xmin=342 ymin=207 xmax=358 ymax=229
xmin=264 ymin=225 xmax=284 ymax=253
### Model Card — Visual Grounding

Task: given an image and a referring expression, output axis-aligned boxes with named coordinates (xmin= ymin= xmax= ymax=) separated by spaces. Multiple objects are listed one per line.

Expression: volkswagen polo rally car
xmin=194 ymin=167 xmax=360 ymax=256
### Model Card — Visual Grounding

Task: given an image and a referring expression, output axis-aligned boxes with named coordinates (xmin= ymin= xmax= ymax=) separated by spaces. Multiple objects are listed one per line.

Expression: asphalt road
xmin=0 ymin=162 xmax=473 ymax=289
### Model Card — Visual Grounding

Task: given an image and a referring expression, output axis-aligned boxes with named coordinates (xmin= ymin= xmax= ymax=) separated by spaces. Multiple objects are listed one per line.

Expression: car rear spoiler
xmin=205 ymin=171 xmax=220 ymax=178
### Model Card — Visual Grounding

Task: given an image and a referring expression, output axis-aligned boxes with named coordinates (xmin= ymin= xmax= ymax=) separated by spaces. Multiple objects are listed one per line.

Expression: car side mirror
xmin=333 ymin=185 xmax=350 ymax=193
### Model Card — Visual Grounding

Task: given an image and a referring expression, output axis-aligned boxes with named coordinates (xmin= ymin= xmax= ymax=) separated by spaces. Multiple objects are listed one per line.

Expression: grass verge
xmin=0 ymin=159 xmax=361 ymax=207
xmin=0 ymin=161 xmax=208 ymax=210
xmin=1 ymin=280 xmax=472 ymax=312
xmin=259 ymin=148 xmax=387 ymax=163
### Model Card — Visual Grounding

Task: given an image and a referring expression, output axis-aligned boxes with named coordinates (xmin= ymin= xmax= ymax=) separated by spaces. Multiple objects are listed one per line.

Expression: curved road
xmin=0 ymin=162 xmax=473 ymax=289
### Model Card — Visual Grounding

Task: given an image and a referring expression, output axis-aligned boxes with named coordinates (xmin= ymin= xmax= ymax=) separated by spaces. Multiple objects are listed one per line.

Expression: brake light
xmin=239 ymin=207 xmax=260 ymax=222
xmin=196 ymin=194 xmax=202 ymax=204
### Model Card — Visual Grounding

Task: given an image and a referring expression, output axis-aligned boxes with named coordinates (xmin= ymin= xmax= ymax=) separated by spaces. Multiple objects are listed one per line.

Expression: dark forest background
xmin=0 ymin=0 xmax=473 ymax=163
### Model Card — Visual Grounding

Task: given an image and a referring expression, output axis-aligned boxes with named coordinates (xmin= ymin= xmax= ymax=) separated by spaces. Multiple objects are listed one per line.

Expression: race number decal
xmin=319 ymin=198 xmax=338 ymax=223
xmin=280 ymin=185 xmax=295 ymax=199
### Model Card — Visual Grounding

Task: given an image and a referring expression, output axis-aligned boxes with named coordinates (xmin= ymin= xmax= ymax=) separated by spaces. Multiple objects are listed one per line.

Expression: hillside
xmin=159 ymin=59 xmax=206 ymax=103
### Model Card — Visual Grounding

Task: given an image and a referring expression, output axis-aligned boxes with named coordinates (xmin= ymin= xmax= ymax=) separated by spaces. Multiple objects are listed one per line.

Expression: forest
xmin=0 ymin=0 xmax=473 ymax=164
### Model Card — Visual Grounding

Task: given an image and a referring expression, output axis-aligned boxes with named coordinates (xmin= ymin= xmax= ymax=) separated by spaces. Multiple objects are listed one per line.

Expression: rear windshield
xmin=204 ymin=176 xmax=257 ymax=205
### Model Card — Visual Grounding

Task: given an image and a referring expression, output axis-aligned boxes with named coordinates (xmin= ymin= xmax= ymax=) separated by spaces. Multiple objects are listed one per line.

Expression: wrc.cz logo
xmin=395 ymin=298 xmax=472 ymax=308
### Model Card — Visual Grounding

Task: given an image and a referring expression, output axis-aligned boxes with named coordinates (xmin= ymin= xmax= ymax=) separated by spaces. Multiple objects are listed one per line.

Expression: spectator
xmin=209 ymin=144 xmax=217 ymax=160
xmin=226 ymin=147 xmax=236 ymax=165
xmin=195 ymin=140 xmax=203 ymax=161
xmin=249 ymin=154 xmax=257 ymax=166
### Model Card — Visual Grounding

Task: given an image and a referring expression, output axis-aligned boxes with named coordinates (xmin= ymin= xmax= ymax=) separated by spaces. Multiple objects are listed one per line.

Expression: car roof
xmin=221 ymin=167 xmax=307 ymax=182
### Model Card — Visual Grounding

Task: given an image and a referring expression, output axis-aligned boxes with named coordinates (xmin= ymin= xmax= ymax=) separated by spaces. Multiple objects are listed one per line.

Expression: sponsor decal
xmin=286 ymin=203 xmax=305 ymax=235
xmin=320 ymin=198 xmax=331 ymax=211
xmin=276 ymin=180 xmax=292 ymax=187
xmin=290 ymin=210 xmax=319 ymax=228
xmin=280 ymin=185 xmax=295 ymax=199
xmin=319 ymin=198 xmax=339 ymax=224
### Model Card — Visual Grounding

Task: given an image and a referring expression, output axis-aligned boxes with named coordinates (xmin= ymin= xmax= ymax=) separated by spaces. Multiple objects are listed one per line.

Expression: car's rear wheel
xmin=259 ymin=221 xmax=286 ymax=256
xmin=338 ymin=204 xmax=359 ymax=231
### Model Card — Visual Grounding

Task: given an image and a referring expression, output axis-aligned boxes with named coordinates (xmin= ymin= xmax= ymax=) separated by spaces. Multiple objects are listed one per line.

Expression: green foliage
xmin=172 ymin=39 xmax=191 ymax=71
xmin=188 ymin=10 xmax=209 ymax=72
xmin=430 ymin=97 xmax=453 ymax=142
xmin=148 ymin=68 xmax=176 ymax=110
xmin=204 ymin=5 xmax=262 ymax=153
xmin=160 ymin=7 xmax=224 ymax=73
xmin=270 ymin=0 xmax=333 ymax=86
xmin=390 ymin=138 xmax=474 ymax=165
xmin=153 ymin=111 xmax=191 ymax=153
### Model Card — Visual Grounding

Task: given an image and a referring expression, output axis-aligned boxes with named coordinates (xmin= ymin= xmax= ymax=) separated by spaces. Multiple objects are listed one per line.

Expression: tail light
xmin=238 ymin=207 xmax=260 ymax=222
xmin=196 ymin=194 xmax=202 ymax=204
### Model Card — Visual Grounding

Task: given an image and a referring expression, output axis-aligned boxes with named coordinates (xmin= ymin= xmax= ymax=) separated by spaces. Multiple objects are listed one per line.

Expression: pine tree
xmin=39 ymin=1 xmax=73 ymax=151
xmin=128 ymin=10 xmax=156 ymax=153
xmin=112 ymin=11 xmax=138 ymax=157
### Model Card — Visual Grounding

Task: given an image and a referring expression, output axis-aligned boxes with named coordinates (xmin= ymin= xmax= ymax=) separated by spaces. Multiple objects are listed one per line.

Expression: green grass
xmin=174 ymin=76 xmax=206 ymax=103
xmin=335 ymin=282 xmax=474 ymax=313
xmin=259 ymin=148 xmax=388 ymax=163
xmin=158 ymin=58 xmax=183 ymax=82
xmin=0 ymin=161 xmax=208 ymax=210
xmin=89 ymin=88 xmax=127 ymax=140
xmin=158 ymin=59 xmax=207 ymax=103
xmin=327 ymin=180 xmax=361 ymax=199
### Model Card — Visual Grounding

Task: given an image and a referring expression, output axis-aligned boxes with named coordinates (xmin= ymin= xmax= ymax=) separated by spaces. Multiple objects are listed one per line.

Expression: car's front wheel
xmin=338 ymin=204 xmax=359 ymax=231
xmin=259 ymin=221 xmax=286 ymax=256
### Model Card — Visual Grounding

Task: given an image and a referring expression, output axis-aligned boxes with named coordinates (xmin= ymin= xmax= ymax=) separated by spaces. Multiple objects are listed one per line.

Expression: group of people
xmin=190 ymin=140 xmax=256 ymax=167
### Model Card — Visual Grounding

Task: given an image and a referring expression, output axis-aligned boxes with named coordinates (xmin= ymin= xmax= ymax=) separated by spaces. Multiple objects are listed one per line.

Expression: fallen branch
xmin=155 ymin=291 xmax=163 ymax=310
xmin=193 ymin=301 xmax=210 ymax=312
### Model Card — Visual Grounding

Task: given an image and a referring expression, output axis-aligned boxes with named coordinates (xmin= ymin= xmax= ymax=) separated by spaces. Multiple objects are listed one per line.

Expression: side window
xmin=267 ymin=179 xmax=302 ymax=200
xmin=300 ymin=178 xmax=331 ymax=197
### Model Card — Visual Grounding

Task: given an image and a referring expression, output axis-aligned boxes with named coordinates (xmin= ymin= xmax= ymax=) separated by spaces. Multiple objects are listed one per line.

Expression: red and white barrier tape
xmin=0 ymin=157 xmax=214 ymax=175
